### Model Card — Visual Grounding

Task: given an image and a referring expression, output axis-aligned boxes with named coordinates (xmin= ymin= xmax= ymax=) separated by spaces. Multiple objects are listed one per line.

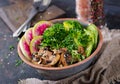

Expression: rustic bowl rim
xmin=17 ymin=18 xmax=103 ymax=71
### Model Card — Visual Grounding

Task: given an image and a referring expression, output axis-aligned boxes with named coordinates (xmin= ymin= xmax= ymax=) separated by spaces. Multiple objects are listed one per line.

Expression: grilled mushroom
xmin=78 ymin=46 xmax=84 ymax=54
xmin=60 ymin=52 xmax=68 ymax=66
xmin=43 ymin=53 xmax=60 ymax=67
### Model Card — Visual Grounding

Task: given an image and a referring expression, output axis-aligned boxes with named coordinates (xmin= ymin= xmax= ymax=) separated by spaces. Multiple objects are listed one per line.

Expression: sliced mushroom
xmin=60 ymin=48 xmax=67 ymax=52
xmin=43 ymin=53 xmax=60 ymax=67
xmin=60 ymin=53 xmax=68 ymax=66
xmin=38 ymin=49 xmax=44 ymax=56
xmin=78 ymin=46 xmax=84 ymax=54
xmin=32 ymin=57 xmax=41 ymax=65
xmin=57 ymin=55 xmax=63 ymax=67
xmin=41 ymin=58 xmax=48 ymax=65
xmin=52 ymin=49 xmax=62 ymax=54
xmin=64 ymin=52 xmax=72 ymax=65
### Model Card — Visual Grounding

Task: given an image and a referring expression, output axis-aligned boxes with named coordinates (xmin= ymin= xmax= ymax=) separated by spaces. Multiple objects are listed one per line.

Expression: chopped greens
xmin=9 ymin=45 xmax=15 ymax=51
xmin=63 ymin=20 xmax=83 ymax=31
xmin=40 ymin=20 xmax=98 ymax=62
xmin=15 ymin=60 xmax=23 ymax=67
xmin=17 ymin=37 xmax=20 ymax=42
xmin=41 ymin=23 xmax=67 ymax=49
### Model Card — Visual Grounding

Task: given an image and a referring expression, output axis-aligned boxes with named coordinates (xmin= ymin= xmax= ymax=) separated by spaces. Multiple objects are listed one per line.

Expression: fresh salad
xmin=19 ymin=20 xmax=98 ymax=67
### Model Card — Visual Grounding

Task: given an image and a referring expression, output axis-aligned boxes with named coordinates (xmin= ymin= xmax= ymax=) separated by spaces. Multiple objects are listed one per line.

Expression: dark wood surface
xmin=0 ymin=18 xmax=42 ymax=84
xmin=0 ymin=0 xmax=72 ymax=84
xmin=0 ymin=0 xmax=32 ymax=32
xmin=0 ymin=0 xmax=65 ymax=32
xmin=0 ymin=0 xmax=120 ymax=84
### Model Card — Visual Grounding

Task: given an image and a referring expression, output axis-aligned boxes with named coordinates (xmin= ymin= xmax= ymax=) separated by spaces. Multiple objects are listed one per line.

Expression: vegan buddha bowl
xmin=17 ymin=18 xmax=103 ymax=80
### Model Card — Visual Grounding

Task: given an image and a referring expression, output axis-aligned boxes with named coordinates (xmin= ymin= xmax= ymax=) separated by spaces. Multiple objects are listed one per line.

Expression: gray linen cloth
xmin=19 ymin=28 xmax=120 ymax=84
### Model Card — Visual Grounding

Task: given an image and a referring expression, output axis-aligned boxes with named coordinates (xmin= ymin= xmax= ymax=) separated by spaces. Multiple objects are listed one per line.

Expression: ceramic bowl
xmin=17 ymin=18 xmax=103 ymax=80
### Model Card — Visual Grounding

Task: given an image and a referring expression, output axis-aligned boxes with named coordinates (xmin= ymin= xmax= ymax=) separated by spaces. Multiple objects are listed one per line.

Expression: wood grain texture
xmin=0 ymin=0 xmax=65 ymax=32
xmin=0 ymin=0 xmax=32 ymax=32
xmin=31 ymin=5 xmax=66 ymax=26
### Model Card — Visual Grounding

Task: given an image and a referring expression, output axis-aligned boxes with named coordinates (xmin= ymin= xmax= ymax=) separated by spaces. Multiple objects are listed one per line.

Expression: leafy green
xmin=9 ymin=45 xmax=15 ymax=51
xmin=71 ymin=50 xmax=81 ymax=63
xmin=84 ymin=24 xmax=99 ymax=57
xmin=15 ymin=59 xmax=23 ymax=67
xmin=61 ymin=34 xmax=78 ymax=52
xmin=41 ymin=23 xmax=67 ymax=49
xmin=63 ymin=20 xmax=83 ymax=31
xmin=40 ymin=20 xmax=99 ymax=62
xmin=87 ymin=24 xmax=98 ymax=49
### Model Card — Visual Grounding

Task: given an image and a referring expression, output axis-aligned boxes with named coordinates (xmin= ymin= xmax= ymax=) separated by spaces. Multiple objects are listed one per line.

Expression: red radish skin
xmin=35 ymin=24 xmax=49 ymax=35
xmin=24 ymin=28 xmax=33 ymax=45
xmin=19 ymin=36 xmax=32 ymax=61
xmin=33 ymin=21 xmax=52 ymax=37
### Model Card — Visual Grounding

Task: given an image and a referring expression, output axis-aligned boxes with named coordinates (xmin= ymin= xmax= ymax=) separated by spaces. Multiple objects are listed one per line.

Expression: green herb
xmin=86 ymin=24 xmax=98 ymax=49
xmin=17 ymin=38 xmax=20 ymax=42
xmin=9 ymin=45 xmax=15 ymax=51
xmin=63 ymin=20 xmax=83 ymax=31
xmin=41 ymin=20 xmax=98 ymax=64
xmin=16 ymin=17 xmax=19 ymax=21
xmin=15 ymin=60 xmax=23 ymax=67
xmin=80 ymin=55 xmax=86 ymax=60
xmin=41 ymin=23 xmax=67 ymax=49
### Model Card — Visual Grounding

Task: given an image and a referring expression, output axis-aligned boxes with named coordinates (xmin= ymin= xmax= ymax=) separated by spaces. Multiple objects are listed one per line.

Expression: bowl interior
xmin=17 ymin=18 xmax=103 ymax=70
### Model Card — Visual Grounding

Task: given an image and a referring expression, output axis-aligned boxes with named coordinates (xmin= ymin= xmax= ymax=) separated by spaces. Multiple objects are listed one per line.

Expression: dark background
xmin=56 ymin=0 xmax=120 ymax=29
xmin=51 ymin=0 xmax=120 ymax=29
xmin=0 ymin=0 xmax=120 ymax=84
xmin=0 ymin=0 xmax=120 ymax=29
xmin=104 ymin=0 xmax=120 ymax=29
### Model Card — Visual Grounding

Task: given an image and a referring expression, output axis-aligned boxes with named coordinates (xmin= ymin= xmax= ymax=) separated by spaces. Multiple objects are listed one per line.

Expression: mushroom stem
xmin=61 ymin=53 xmax=68 ymax=66
xmin=43 ymin=53 xmax=60 ymax=67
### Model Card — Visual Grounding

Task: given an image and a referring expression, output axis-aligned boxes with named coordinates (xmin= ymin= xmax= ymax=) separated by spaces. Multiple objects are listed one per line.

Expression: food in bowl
xmin=18 ymin=19 xmax=99 ymax=67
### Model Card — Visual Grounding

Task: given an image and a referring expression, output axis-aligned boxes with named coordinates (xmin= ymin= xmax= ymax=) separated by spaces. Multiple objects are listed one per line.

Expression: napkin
xmin=18 ymin=27 xmax=120 ymax=84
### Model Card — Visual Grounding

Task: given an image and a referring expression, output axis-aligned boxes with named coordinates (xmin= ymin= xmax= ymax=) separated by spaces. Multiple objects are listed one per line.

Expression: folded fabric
xmin=18 ymin=28 xmax=120 ymax=84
